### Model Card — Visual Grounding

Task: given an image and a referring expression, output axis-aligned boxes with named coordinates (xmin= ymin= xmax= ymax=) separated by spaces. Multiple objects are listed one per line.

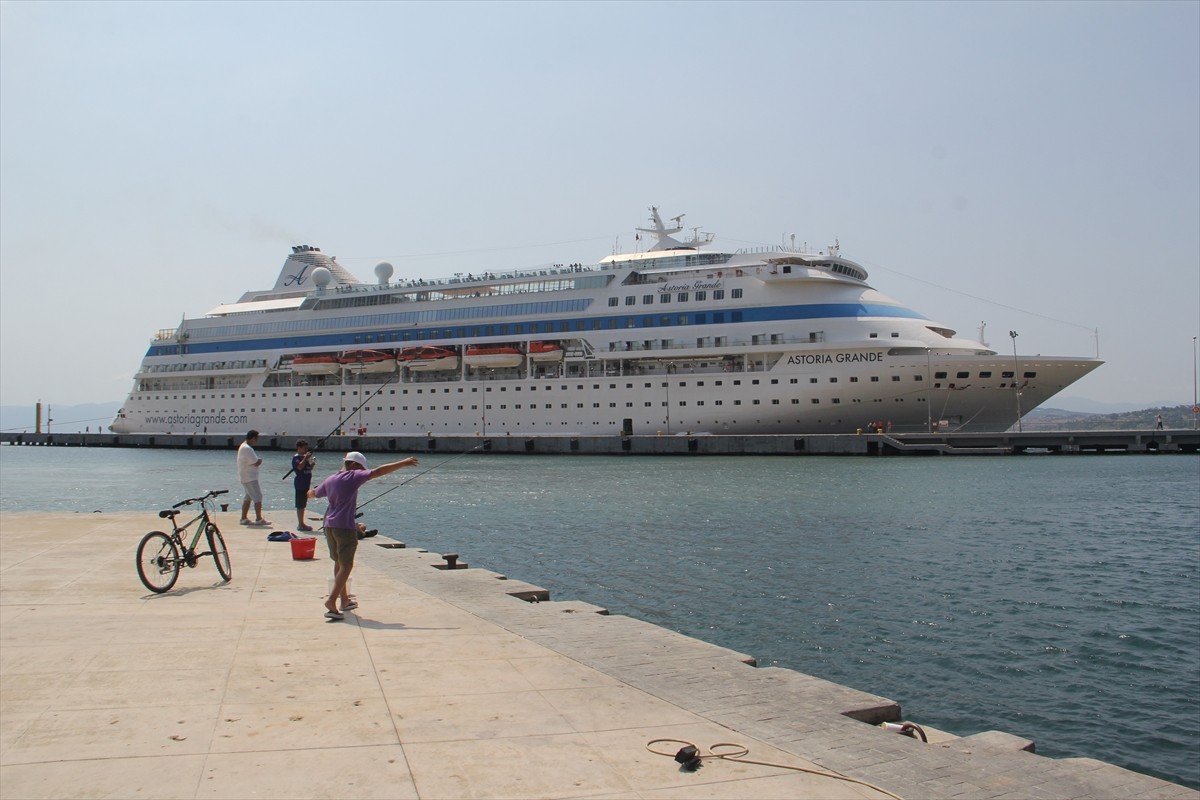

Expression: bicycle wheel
xmin=206 ymin=523 xmax=232 ymax=582
xmin=137 ymin=531 xmax=180 ymax=593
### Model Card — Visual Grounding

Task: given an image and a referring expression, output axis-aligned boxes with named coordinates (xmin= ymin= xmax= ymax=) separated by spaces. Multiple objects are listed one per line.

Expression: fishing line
xmin=354 ymin=444 xmax=485 ymax=516
xmin=283 ymin=369 xmax=400 ymax=480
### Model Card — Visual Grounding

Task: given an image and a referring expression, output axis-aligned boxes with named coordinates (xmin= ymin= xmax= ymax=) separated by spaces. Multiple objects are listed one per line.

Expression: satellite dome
xmin=374 ymin=261 xmax=394 ymax=285
xmin=311 ymin=266 xmax=332 ymax=293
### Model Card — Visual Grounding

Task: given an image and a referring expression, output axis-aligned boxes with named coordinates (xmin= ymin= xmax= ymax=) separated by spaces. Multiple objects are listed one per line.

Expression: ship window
xmin=892 ymin=375 xmax=900 ymax=381
xmin=957 ymin=371 xmax=970 ymax=379
xmin=1023 ymin=371 xmax=1037 ymax=378
xmin=870 ymin=332 xmax=878 ymax=338
xmin=1002 ymin=371 xmax=1014 ymax=378
xmin=715 ymin=399 xmax=723 ymax=405
xmin=979 ymin=371 xmax=992 ymax=378
xmin=914 ymin=375 xmax=922 ymax=381
xmin=830 ymin=377 xmax=838 ymax=383
xmin=678 ymin=293 xmax=688 ymax=302
xmin=731 ymin=288 xmax=743 ymax=298
xmin=713 ymin=290 xmax=725 ymax=300
xmin=625 ymin=296 xmax=636 ymax=305
xmin=832 ymin=398 xmax=841 ymax=404
xmin=935 ymin=372 xmax=948 ymax=379
xmin=608 ymin=297 xmax=619 ymax=307
xmin=660 ymin=294 xmax=670 ymax=304
xmin=811 ymin=399 xmax=820 ymax=404
xmin=772 ymin=399 xmax=779 ymax=404
xmin=810 ymin=378 xmax=818 ymax=383
xmin=891 ymin=332 xmax=900 ymax=337
xmin=696 ymin=291 xmax=707 ymax=301
xmin=850 ymin=377 xmax=858 ymax=382
xmin=643 ymin=295 xmax=653 ymax=304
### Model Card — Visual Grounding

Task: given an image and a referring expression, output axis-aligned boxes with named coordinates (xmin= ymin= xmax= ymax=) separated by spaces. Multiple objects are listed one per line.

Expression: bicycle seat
xmin=158 ymin=510 xmax=180 ymax=519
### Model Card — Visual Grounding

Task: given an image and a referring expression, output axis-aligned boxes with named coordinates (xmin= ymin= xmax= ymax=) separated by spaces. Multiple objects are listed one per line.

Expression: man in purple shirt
xmin=310 ymin=450 xmax=418 ymax=620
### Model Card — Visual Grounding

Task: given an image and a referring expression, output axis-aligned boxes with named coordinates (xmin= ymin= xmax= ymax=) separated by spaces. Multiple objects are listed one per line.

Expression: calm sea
xmin=1 ymin=445 xmax=1197 ymax=789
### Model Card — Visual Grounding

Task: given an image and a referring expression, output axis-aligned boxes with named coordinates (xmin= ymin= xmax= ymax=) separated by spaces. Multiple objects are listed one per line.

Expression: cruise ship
xmin=110 ymin=208 xmax=1101 ymax=437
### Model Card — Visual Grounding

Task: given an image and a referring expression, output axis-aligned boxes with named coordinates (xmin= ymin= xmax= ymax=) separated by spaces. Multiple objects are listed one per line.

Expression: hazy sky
xmin=2 ymin=0 xmax=1197 ymax=411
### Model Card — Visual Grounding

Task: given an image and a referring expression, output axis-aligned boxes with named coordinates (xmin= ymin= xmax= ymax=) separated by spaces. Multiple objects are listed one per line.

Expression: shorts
xmin=242 ymin=480 xmax=263 ymax=503
xmin=325 ymin=527 xmax=359 ymax=567
xmin=294 ymin=486 xmax=309 ymax=509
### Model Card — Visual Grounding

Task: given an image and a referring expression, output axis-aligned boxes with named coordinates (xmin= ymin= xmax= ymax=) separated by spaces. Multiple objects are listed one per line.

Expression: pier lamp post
xmin=1009 ymin=331 xmax=1022 ymax=433
xmin=1193 ymin=335 xmax=1198 ymax=430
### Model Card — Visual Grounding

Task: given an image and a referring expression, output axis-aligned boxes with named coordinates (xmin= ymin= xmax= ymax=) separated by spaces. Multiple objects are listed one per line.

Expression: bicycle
xmin=136 ymin=489 xmax=232 ymax=593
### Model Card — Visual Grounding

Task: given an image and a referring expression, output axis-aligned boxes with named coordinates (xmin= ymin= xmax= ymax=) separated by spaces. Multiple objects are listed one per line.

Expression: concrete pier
xmin=1 ymin=512 xmax=1195 ymax=799
xmin=4 ymin=429 xmax=1199 ymax=455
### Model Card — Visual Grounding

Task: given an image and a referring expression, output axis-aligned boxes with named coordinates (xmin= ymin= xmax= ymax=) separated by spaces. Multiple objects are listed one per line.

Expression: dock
xmin=3 ymin=429 xmax=1199 ymax=456
xmin=1 ymin=512 xmax=1194 ymax=799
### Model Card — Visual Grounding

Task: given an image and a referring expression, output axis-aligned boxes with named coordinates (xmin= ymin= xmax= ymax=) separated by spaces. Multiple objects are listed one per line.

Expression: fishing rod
xmin=354 ymin=444 xmax=485 ymax=516
xmin=283 ymin=368 xmax=400 ymax=480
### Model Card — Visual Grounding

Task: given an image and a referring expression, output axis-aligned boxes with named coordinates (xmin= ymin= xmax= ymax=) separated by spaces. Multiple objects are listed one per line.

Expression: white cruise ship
xmin=110 ymin=208 xmax=1101 ymax=437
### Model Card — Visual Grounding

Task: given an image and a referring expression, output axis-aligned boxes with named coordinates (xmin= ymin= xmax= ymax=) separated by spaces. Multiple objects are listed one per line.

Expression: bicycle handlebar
xmin=171 ymin=489 xmax=229 ymax=508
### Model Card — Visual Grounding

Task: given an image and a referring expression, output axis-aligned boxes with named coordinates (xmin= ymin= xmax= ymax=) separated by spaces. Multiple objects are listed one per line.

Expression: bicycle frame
xmin=164 ymin=498 xmax=216 ymax=560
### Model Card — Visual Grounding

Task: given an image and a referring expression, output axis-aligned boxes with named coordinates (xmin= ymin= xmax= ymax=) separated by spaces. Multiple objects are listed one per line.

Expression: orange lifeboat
xmin=527 ymin=341 xmax=564 ymax=363
xmin=339 ymin=349 xmax=396 ymax=373
xmin=399 ymin=346 xmax=459 ymax=372
xmin=464 ymin=345 xmax=523 ymax=369
xmin=292 ymin=353 xmax=341 ymax=374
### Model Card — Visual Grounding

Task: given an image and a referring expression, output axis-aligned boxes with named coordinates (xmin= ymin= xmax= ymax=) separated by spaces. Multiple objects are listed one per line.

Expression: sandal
xmin=323 ymin=610 xmax=344 ymax=620
xmin=342 ymin=600 xmax=359 ymax=611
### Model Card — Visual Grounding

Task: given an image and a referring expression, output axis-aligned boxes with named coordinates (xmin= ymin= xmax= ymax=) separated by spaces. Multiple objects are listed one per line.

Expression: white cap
xmin=343 ymin=451 xmax=368 ymax=469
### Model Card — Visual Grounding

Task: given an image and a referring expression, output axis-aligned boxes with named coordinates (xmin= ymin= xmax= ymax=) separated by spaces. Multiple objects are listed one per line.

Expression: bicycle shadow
xmin=139 ymin=581 xmax=233 ymax=599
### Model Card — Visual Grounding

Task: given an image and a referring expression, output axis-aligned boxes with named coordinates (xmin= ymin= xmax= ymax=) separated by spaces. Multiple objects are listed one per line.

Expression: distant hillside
xmin=1024 ymin=404 xmax=1197 ymax=431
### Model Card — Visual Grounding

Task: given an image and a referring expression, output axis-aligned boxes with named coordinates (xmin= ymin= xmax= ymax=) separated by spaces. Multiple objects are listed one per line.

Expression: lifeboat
xmin=338 ymin=349 xmax=396 ymax=373
xmin=399 ymin=345 xmax=459 ymax=372
xmin=292 ymin=353 xmax=341 ymax=375
xmin=527 ymin=341 xmax=564 ymax=363
xmin=464 ymin=345 xmax=523 ymax=369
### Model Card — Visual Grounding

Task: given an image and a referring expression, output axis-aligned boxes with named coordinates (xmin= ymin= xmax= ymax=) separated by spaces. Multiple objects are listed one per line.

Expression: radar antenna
xmin=635 ymin=206 xmax=714 ymax=251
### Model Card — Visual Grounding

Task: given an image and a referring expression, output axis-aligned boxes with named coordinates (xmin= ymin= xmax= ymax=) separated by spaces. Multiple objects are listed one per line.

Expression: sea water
xmin=1 ymin=445 xmax=1197 ymax=788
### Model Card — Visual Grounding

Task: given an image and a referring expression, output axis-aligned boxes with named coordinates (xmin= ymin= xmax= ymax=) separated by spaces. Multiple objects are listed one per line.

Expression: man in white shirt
xmin=237 ymin=430 xmax=271 ymax=526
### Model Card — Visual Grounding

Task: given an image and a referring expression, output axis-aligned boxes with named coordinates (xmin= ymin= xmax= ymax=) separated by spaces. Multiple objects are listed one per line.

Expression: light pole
xmin=1193 ymin=335 xmax=1198 ymax=430
xmin=1009 ymin=331 xmax=1022 ymax=432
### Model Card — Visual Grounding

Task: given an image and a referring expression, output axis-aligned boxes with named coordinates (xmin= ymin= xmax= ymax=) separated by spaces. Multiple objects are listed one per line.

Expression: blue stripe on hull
xmin=147 ymin=303 xmax=928 ymax=357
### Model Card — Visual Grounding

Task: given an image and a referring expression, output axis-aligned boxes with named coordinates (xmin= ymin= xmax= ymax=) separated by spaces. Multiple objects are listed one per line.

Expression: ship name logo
xmin=658 ymin=279 xmax=723 ymax=293
xmin=788 ymin=352 xmax=884 ymax=365
xmin=283 ymin=264 xmax=311 ymax=286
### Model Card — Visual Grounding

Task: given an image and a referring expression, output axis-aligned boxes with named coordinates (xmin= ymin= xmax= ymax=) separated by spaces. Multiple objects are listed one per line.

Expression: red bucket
xmin=290 ymin=537 xmax=317 ymax=560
